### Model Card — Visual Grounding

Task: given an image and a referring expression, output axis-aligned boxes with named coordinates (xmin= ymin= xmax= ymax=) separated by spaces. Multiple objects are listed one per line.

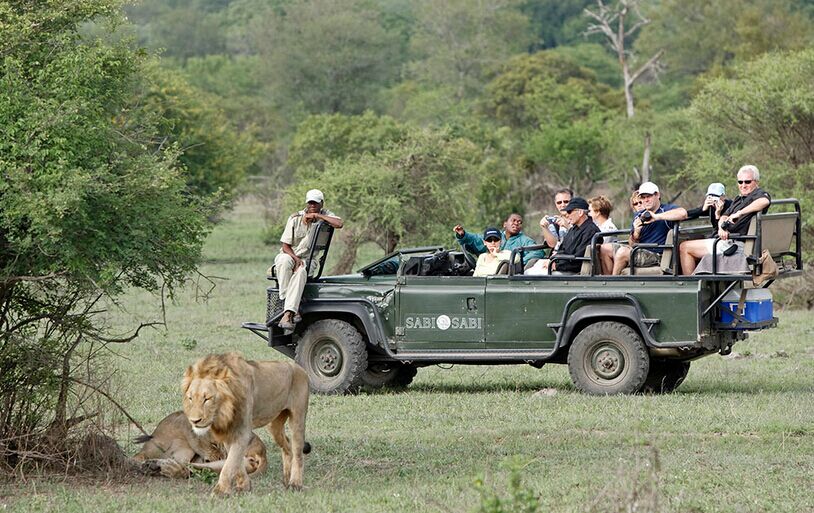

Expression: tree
xmin=138 ymin=63 xmax=260 ymax=197
xmin=521 ymin=0 xmax=595 ymax=50
xmin=252 ymin=0 xmax=402 ymax=115
xmin=634 ymin=0 xmax=814 ymax=79
xmin=287 ymin=112 xmax=407 ymax=174
xmin=408 ymin=0 xmax=533 ymax=99
xmin=584 ymin=0 xmax=664 ymax=118
xmin=485 ymin=49 xmax=620 ymax=128
xmin=0 ymin=0 xmax=212 ymax=463
xmin=276 ymin=128 xmax=518 ymax=272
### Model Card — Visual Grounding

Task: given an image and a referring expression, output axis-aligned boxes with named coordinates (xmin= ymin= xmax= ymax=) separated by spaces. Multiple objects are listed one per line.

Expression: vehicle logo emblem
xmin=436 ymin=315 xmax=451 ymax=330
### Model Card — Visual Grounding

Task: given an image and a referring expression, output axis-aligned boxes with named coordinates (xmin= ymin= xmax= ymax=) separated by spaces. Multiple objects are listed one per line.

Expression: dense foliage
xmin=0 ymin=0 xmax=219 ymax=462
xmin=121 ymin=0 xmax=814 ymax=268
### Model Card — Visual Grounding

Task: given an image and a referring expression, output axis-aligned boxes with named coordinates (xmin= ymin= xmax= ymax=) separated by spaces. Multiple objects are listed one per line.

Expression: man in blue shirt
xmin=599 ymin=182 xmax=687 ymax=275
xmin=453 ymin=213 xmax=545 ymax=266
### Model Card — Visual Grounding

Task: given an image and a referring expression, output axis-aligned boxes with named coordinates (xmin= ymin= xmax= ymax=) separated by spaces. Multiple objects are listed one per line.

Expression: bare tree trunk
xmin=331 ymin=229 xmax=360 ymax=275
xmin=584 ymin=0 xmax=664 ymax=119
xmin=641 ymin=131 xmax=651 ymax=182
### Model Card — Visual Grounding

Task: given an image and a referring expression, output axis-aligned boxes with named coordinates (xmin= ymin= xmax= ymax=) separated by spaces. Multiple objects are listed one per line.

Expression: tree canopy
xmin=0 ymin=0 xmax=215 ymax=454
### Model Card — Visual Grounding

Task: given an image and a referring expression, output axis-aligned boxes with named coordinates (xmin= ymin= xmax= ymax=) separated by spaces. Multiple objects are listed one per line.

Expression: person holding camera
xmin=538 ymin=188 xmax=574 ymax=250
xmin=684 ymin=183 xmax=733 ymax=232
xmin=679 ymin=165 xmax=770 ymax=275
xmin=599 ymin=182 xmax=687 ymax=275
xmin=526 ymin=197 xmax=601 ymax=275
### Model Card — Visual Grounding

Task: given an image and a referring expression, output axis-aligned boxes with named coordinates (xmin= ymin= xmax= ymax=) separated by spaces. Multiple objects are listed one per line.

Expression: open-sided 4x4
xmin=243 ymin=199 xmax=803 ymax=395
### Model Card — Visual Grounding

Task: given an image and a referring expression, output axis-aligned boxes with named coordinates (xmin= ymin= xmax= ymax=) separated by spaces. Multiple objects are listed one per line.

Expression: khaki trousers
xmin=274 ymin=253 xmax=308 ymax=314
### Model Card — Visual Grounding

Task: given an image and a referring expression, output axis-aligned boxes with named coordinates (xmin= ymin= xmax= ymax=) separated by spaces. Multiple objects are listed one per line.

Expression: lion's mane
xmin=182 ymin=352 xmax=248 ymax=443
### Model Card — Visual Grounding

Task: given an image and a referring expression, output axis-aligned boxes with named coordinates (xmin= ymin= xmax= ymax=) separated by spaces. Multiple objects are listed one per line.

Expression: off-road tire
xmin=568 ymin=321 xmax=649 ymax=395
xmin=295 ymin=319 xmax=367 ymax=395
xmin=362 ymin=363 xmax=418 ymax=390
xmin=640 ymin=360 xmax=690 ymax=394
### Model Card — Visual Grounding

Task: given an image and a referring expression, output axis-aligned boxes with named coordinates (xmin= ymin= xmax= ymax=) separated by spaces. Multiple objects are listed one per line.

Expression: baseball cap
xmin=563 ymin=197 xmax=589 ymax=212
xmin=305 ymin=189 xmax=324 ymax=203
xmin=638 ymin=182 xmax=659 ymax=195
xmin=706 ymin=183 xmax=725 ymax=197
xmin=482 ymin=227 xmax=502 ymax=241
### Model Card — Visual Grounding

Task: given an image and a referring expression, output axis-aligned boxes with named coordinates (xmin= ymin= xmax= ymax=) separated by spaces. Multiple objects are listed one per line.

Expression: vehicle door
xmin=395 ymin=274 xmax=486 ymax=350
xmin=483 ymin=276 xmax=563 ymax=350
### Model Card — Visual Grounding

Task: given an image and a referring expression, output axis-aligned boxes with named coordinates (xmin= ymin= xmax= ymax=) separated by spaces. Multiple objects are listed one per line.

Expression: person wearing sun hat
xmin=272 ymin=189 xmax=344 ymax=329
xmin=472 ymin=227 xmax=513 ymax=276
xmin=684 ymin=182 xmax=732 ymax=234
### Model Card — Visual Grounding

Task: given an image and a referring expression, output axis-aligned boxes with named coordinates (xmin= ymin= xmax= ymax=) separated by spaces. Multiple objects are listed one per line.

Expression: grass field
xmin=3 ymin=197 xmax=813 ymax=512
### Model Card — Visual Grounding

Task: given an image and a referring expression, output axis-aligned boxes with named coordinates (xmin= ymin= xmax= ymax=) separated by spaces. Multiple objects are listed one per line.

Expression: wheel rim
xmin=587 ymin=342 xmax=626 ymax=381
xmin=311 ymin=338 xmax=343 ymax=378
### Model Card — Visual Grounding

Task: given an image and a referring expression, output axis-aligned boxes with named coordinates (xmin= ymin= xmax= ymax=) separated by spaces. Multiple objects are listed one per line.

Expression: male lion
xmin=182 ymin=352 xmax=310 ymax=495
xmin=132 ymin=410 xmax=268 ymax=478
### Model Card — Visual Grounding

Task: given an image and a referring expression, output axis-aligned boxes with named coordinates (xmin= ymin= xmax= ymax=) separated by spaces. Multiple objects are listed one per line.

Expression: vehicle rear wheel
xmin=567 ymin=321 xmax=649 ymax=395
xmin=640 ymin=360 xmax=690 ymax=394
xmin=295 ymin=319 xmax=367 ymax=395
xmin=362 ymin=362 xmax=418 ymax=390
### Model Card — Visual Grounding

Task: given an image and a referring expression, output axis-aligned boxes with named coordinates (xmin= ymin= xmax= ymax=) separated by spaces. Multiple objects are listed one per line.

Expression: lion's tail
xmin=303 ymin=441 xmax=312 ymax=454
xmin=133 ymin=434 xmax=153 ymax=444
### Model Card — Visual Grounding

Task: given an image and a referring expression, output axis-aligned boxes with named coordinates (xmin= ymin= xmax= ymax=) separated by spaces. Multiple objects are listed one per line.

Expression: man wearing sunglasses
xmin=539 ymin=188 xmax=574 ymax=249
xmin=679 ymin=165 xmax=770 ymax=274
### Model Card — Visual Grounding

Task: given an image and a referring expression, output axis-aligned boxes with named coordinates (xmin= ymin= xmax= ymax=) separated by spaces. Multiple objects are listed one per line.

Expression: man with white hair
xmin=678 ymin=165 xmax=770 ymax=274
xmin=273 ymin=189 xmax=343 ymax=329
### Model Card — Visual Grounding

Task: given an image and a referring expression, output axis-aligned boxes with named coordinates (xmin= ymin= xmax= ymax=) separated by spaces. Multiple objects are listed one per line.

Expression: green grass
xmin=3 ymin=197 xmax=813 ymax=512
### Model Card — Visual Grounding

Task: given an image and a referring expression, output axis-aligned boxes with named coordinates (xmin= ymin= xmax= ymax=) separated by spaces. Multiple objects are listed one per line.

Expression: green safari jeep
xmin=243 ymin=199 xmax=803 ymax=395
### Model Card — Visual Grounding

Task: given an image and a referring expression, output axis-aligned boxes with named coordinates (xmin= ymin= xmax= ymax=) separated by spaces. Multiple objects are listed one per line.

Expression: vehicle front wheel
xmin=567 ymin=321 xmax=649 ymax=395
xmin=295 ymin=319 xmax=367 ymax=395
xmin=640 ymin=360 xmax=690 ymax=394
xmin=362 ymin=362 xmax=418 ymax=390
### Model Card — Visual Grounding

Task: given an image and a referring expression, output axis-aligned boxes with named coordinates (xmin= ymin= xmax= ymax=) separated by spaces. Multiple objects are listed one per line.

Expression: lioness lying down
xmin=132 ymin=411 xmax=269 ymax=478
xmin=183 ymin=352 xmax=310 ymax=495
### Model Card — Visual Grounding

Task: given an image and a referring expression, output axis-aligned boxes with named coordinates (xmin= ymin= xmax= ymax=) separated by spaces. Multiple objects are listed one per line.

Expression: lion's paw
xmin=212 ymin=482 xmax=233 ymax=497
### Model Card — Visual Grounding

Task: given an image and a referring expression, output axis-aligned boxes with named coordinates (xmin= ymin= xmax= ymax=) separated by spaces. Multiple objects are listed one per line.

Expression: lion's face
xmin=182 ymin=378 xmax=222 ymax=435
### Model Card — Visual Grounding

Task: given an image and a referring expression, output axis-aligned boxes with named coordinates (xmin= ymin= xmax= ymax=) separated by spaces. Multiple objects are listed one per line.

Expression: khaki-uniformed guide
xmin=273 ymin=189 xmax=343 ymax=329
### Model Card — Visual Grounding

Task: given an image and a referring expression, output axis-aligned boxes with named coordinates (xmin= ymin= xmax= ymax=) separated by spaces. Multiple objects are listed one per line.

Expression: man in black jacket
xmin=527 ymin=197 xmax=601 ymax=275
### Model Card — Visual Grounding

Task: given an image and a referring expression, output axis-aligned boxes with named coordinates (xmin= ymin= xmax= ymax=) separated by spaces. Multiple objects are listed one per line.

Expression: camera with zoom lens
xmin=639 ymin=210 xmax=653 ymax=222
xmin=720 ymin=220 xmax=735 ymax=231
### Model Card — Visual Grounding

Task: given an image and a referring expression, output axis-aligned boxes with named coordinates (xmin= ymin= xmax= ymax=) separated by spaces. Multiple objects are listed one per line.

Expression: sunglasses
xmin=484 ymin=237 xmax=501 ymax=242
xmin=555 ymin=200 xmax=570 ymax=205
xmin=633 ymin=201 xmax=642 ymax=206
xmin=737 ymin=180 xmax=753 ymax=184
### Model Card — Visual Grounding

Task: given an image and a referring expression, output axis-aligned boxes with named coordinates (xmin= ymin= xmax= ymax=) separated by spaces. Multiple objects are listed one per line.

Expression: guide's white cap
xmin=305 ymin=189 xmax=324 ymax=203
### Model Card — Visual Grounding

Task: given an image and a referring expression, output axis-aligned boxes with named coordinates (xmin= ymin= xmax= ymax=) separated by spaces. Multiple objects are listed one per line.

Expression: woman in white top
xmin=588 ymin=195 xmax=617 ymax=244
xmin=473 ymin=227 xmax=512 ymax=276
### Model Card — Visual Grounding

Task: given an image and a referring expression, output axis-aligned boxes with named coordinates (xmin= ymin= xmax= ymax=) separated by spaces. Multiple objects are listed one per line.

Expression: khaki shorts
xmin=612 ymin=243 xmax=661 ymax=267
xmin=633 ymin=248 xmax=661 ymax=267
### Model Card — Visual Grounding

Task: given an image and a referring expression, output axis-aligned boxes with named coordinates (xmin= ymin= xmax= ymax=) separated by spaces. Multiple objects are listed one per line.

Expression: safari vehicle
xmin=243 ymin=199 xmax=802 ymax=395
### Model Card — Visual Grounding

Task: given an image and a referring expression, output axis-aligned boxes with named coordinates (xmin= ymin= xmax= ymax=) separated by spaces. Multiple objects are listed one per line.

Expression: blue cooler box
xmin=720 ymin=289 xmax=773 ymax=325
